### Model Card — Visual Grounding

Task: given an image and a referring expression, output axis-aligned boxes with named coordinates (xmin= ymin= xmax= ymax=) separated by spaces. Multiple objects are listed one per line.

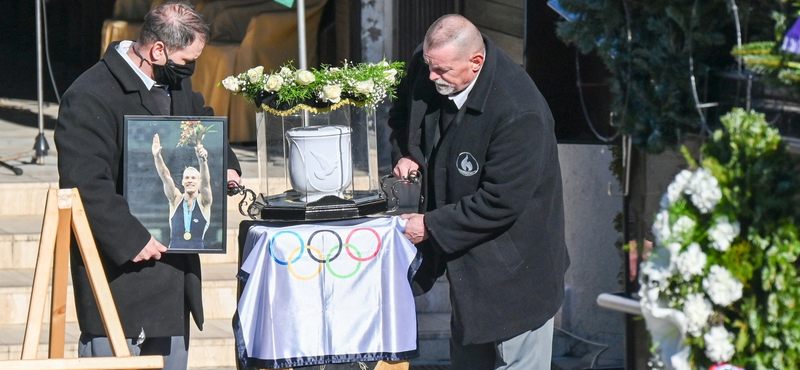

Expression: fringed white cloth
xmin=234 ymin=216 xmax=421 ymax=369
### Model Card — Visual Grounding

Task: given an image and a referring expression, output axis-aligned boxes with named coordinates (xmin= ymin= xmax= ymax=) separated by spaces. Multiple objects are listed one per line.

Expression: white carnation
xmin=221 ymin=76 xmax=240 ymax=92
xmin=264 ymin=74 xmax=284 ymax=92
xmin=683 ymin=293 xmax=713 ymax=337
xmin=295 ymin=69 xmax=315 ymax=85
xmin=702 ymin=265 xmax=743 ymax=306
xmin=685 ymin=168 xmax=722 ymax=213
xmin=653 ymin=210 xmax=671 ymax=244
xmin=319 ymin=84 xmax=342 ymax=103
xmin=708 ymin=216 xmax=740 ymax=252
xmin=246 ymin=66 xmax=264 ymax=83
xmin=676 ymin=243 xmax=706 ymax=280
xmin=704 ymin=326 xmax=735 ymax=363
xmin=354 ymin=79 xmax=375 ymax=94
xmin=660 ymin=169 xmax=693 ymax=208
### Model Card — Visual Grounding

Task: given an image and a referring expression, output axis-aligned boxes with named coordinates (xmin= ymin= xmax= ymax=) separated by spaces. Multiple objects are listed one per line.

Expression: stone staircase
xmin=0 ymin=138 xmax=451 ymax=367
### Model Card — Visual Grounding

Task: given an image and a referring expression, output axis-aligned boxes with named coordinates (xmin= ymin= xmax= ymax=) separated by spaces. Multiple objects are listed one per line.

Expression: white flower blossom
xmin=704 ymin=326 xmax=735 ymax=363
xmin=660 ymin=169 xmax=694 ymax=208
xmin=246 ymin=66 xmax=264 ymax=83
xmin=676 ymin=243 xmax=706 ymax=280
xmin=703 ymin=265 xmax=743 ymax=306
xmin=264 ymin=74 xmax=284 ymax=92
xmin=665 ymin=242 xmax=683 ymax=271
xmin=653 ymin=209 xmax=672 ymax=244
xmin=354 ymin=79 xmax=375 ymax=94
xmin=684 ymin=168 xmax=722 ymax=213
xmin=295 ymin=69 xmax=315 ymax=85
xmin=319 ymin=84 xmax=342 ymax=103
xmin=683 ymin=293 xmax=713 ymax=337
xmin=708 ymin=216 xmax=740 ymax=252
xmin=221 ymin=75 xmax=240 ymax=92
xmin=383 ymin=68 xmax=398 ymax=84
xmin=279 ymin=66 xmax=293 ymax=77
xmin=671 ymin=216 xmax=696 ymax=243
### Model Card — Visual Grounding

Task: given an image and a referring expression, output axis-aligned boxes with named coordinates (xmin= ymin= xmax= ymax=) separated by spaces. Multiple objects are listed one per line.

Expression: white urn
xmin=285 ymin=125 xmax=352 ymax=202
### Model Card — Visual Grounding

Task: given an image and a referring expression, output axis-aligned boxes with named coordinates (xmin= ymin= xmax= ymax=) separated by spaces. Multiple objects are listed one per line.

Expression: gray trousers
xmin=450 ymin=317 xmax=555 ymax=370
xmin=78 ymin=333 xmax=189 ymax=370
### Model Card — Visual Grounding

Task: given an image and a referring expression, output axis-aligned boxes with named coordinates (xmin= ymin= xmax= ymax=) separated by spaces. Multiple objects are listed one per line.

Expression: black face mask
xmin=153 ymin=48 xmax=195 ymax=87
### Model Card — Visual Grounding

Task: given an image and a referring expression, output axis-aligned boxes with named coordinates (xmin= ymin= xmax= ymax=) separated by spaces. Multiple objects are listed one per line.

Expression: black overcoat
xmin=55 ymin=41 xmax=241 ymax=338
xmin=388 ymin=36 xmax=570 ymax=345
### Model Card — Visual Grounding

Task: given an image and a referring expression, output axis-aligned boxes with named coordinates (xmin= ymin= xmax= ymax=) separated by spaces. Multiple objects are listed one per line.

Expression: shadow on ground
xmin=0 ymin=105 xmax=57 ymax=130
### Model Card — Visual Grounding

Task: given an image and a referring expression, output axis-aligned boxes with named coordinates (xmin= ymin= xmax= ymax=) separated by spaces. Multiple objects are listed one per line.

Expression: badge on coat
xmin=456 ymin=152 xmax=479 ymax=176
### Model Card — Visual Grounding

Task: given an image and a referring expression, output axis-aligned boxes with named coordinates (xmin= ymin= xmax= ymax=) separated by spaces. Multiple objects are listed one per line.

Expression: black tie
xmin=151 ymin=85 xmax=171 ymax=115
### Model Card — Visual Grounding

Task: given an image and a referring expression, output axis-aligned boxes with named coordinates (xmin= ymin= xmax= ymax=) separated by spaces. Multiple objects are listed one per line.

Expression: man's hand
xmin=195 ymin=144 xmax=208 ymax=162
xmin=152 ymin=134 xmax=162 ymax=156
xmin=400 ymin=213 xmax=428 ymax=244
xmin=132 ymin=236 xmax=168 ymax=262
xmin=393 ymin=157 xmax=420 ymax=179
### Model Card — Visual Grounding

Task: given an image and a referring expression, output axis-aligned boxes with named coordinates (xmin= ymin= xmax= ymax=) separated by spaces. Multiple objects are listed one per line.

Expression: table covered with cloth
xmin=234 ymin=216 xmax=422 ymax=369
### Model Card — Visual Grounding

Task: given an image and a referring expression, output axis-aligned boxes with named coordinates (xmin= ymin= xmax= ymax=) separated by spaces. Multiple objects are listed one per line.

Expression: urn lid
xmin=285 ymin=125 xmax=351 ymax=138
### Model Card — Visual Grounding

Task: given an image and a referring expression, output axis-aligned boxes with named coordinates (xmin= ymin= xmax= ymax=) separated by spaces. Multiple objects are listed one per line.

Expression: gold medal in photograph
xmin=184 ymin=232 xmax=192 ymax=240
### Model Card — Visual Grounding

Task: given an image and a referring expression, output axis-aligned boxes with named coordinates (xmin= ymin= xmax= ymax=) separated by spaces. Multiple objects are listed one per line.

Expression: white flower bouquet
xmin=220 ymin=60 xmax=405 ymax=116
xmin=640 ymin=108 xmax=800 ymax=369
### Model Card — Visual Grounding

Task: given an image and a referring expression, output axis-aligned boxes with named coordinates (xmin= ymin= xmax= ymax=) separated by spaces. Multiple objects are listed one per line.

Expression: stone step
xmin=0 ymin=318 xmax=237 ymax=368
xmin=0 ymin=176 xmax=261 ymax=218
xmin=0 ymin=209 xmax=252 ymax=270
xmin=0 ymin=314 xmax=449 ymax=367
xmin=0 ymin=262 xmax=239 ymax=326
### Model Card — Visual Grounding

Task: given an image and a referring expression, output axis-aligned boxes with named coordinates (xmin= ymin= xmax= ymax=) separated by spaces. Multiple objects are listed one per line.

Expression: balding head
xmin=138 ymin=1 xmax=209 ymax=52
xmin=424 ymin=14 xmax=485 ymax=61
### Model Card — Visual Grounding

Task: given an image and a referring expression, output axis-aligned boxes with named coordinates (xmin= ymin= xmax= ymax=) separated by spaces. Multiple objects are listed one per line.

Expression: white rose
xmin=704 ymin=326 xmax=735 ymax=363
xmin=708 ymin=216 xmax=740 ymax=252
xmin=264 ymin=74 xmax=284 ymax=92
xmin=295 ymin=69 xmax=315 ymax=85
xmin=319 ymin=84 xmax=342 ymax=103
xmin=702 ymin=265 xmax=743 ymax=306
xmin=354 ymin=79 xmax=375 ymax=94
xmin=676 ymin=243 xmax=706 ymax=280
xmin=221 ymin=76 xmax=240 ymax=92
xmin=683 ymin=293 xmax=713 ymax=337
xmin=279 ymin=66 xmax=293 ymax=77
xmin=247 ymin=66 xmax=264 ymax=83
xmin=383 ymin=68 xmax=398 ymax=84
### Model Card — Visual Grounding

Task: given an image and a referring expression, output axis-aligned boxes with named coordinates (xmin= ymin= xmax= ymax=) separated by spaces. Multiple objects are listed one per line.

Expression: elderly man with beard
xmin=388 ymin=14 xmax=570 ymax=370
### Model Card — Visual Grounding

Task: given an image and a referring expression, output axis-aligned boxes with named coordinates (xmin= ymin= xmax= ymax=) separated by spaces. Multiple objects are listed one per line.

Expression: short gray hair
xmin=424 ymin=14 xmax=485 ymax=59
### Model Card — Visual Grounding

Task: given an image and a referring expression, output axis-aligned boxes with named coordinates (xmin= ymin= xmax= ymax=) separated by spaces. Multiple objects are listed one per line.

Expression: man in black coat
xmin=388 ymin=15 xmax=570 ymax=369
xmin=55 ymin=2 xmax=241 ymax=369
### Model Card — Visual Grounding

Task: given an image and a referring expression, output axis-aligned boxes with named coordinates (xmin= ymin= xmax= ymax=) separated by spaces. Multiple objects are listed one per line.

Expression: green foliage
xmin=555 ymin=0 xmax=789 ymax=153
xmin=647 ymin=108 xmax=800 ymax=369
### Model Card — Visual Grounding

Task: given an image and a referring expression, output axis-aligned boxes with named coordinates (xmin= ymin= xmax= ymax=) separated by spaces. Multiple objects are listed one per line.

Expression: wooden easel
xmin=2 ymin=188 xmax=163 ymax=370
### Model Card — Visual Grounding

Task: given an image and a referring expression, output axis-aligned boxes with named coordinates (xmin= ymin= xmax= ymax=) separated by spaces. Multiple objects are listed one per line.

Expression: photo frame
xmin=123 ymin=115 xmax=228 ymax=254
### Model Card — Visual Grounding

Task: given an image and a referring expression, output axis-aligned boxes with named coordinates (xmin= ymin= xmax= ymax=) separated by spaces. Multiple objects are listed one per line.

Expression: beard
xmin=433 ymin=78 xmax=455 ymax=95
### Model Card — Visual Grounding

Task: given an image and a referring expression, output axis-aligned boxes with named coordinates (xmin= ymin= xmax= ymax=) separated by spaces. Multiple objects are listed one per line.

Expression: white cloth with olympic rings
xmin=234 ymin=216 xmax=421 ymax=368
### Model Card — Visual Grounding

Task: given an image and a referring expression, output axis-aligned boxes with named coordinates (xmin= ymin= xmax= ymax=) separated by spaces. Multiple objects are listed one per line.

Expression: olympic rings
xmin=287 ymin=246 xmax=323 ymax=280
xmin=305 ymin=230 xmax=343 ymax=263
xmin=266 ymin=228 xmax=383 ymax=279
xmin=269 ymin=231 xmax=304 ymax=265
xmin=345 ymin=228 xmax=381 ymax=262
xmin=326 ymin=244 xmax=361 ymax=279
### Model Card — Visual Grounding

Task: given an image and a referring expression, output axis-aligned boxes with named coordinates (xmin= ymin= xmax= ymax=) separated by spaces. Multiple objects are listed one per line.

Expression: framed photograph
xmin=123 ymin=115 xmax=228 ymax=254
